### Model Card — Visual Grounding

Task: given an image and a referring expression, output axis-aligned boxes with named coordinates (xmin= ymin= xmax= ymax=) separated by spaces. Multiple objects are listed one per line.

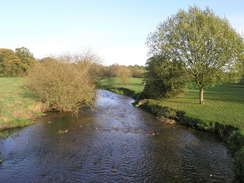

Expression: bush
xmin=142 ymin=56 xmax=188 ymax=99
xmin=25 ymin=54 xmax=96 ymax=112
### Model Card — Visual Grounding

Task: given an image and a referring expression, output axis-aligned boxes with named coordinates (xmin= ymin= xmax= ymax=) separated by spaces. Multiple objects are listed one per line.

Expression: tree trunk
xmin=199 ymin=87 xmax=204 ymax=104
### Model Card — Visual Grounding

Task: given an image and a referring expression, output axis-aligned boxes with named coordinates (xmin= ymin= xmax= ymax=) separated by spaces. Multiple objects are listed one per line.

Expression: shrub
xmin=25 ymin=54 xmax=96 ymax=112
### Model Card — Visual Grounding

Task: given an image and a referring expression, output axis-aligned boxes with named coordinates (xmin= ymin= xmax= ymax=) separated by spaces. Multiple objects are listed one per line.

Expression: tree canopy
xmin=143 ymin=55 xmax=188 ymax=99
xmin=15 ymin=47 xmax=36 ymax=73
xmin=147 ymin=6 xmax=244 ymax=104
xmin=0 ymin=48 xmax=22 ymax=77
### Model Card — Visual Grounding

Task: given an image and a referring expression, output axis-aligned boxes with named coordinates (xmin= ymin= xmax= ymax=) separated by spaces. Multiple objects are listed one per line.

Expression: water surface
xmin=0 ymin=90 xmax=235 ymax=182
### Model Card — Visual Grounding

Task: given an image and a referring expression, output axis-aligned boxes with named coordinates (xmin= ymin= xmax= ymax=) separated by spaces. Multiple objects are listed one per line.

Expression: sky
xmin=1 ymin=0 xmax=244 ymax=66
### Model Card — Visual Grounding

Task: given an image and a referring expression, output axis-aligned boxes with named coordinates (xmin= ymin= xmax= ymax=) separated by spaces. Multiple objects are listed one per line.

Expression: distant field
xmin=113 ymin=77 xmax=244 ymax=130
xmin=112 ymin=77 xmax=145 ymax=93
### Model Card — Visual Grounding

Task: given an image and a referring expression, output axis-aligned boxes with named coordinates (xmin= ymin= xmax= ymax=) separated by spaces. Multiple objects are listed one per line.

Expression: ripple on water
xmin=0 ymin=90 xmax=236 ymax=182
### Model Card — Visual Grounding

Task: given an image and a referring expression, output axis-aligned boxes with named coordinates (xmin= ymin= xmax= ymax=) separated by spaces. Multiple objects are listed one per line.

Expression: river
xmin=0 ymin=90 xmax=236 ymax=182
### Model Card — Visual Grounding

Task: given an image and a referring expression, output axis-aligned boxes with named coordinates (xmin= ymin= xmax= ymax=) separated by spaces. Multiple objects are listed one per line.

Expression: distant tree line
xmin=0 ymin=47 xmax=145 ymax=79
xmin=0 ymin=47 xmax=145 ymax=113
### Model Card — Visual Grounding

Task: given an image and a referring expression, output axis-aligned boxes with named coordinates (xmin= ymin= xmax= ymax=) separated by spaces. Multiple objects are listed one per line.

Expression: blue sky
xmin=1 ymin=0 xmax=243 ymax=66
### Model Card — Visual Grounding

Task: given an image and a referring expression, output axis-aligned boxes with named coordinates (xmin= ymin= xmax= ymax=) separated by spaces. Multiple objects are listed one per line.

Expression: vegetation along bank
xmin=104 ymin=77 xmax=244 ymax=181
xmin=1 ymin=5 xmax=244 ymax=181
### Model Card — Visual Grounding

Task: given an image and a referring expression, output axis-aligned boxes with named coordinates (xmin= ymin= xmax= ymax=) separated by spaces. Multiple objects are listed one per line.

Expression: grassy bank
xmin=105 ymin=77 xmax=244 ymax=180
xmin=109 ymin=78 xmax=244 ymax=131
xmin=0 ymin=78 xmax=44 ymax=132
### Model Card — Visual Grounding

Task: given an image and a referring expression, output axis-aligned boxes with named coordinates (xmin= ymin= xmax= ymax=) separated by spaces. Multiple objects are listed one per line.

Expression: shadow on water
xmin=0 ymin=90 xmax=236 ymax=182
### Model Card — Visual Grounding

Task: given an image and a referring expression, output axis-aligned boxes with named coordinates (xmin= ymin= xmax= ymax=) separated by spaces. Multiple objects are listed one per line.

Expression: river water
xmin=0 ymin=90 xmax=236 ymax=182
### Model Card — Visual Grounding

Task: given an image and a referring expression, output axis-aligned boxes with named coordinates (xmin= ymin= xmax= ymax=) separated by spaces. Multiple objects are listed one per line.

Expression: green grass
xmin=111 ymin=77 xmax=145 ymax=93
xmin=111 ymin=77 xmax=244 ymax=130
xmin=155 ymin=82 xmax=244 ymax=130
xmin=0 ymin=78 xmax=44 ymax=131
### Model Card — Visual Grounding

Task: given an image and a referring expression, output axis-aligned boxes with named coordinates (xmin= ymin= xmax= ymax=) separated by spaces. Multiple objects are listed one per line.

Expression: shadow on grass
xmin=18 ymin=85 xmax=39 ymax=100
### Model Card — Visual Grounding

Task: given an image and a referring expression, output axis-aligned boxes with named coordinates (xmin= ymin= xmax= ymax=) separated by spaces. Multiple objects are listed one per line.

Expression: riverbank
xmin=134 ymin=98 xmax=244 ymax=181
xmin=103 ymin=78 xmax=244 ymax=181
xmin=1 ymin=77 xmax=244 ymax=181
xmin=0 ymin=78 xmax=44 ymax=135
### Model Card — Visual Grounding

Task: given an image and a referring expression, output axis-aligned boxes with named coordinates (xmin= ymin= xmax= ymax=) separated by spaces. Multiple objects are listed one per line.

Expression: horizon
xmin=1 ymin=0 xmax=243 ymax=66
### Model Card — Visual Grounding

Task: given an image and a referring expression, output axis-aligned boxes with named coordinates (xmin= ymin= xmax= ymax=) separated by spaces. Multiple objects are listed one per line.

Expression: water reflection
xmin=0 ymin=90 xmax=235 ymax=182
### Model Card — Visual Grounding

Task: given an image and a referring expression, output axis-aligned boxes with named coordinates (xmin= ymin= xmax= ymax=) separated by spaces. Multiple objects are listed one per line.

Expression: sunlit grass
xmin=0 ymin=78 xmax=44 ymax=131
xmin=112 ymin=77 xmax=145 ymax=93
xmin=114 ymin=77 xmax=244 ymax=130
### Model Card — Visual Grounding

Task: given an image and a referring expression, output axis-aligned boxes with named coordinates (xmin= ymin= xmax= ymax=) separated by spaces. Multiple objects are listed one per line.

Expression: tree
xmin=74 ymin=50 xmax=104 ymax=87
xmin=15 ymin=47 xmax=36 ymax=73
xmin=0 ymin=48 xmax=22 ymax=77
xmin=129 ymin=65 xmax=145 ymax=78
xmin=117 ymin=65 xmax=132 ymax=85
xmin=143 ymin=55 xmax=188 ymax=99
xmin=108 ymin=64 xmax=121 ymax=77
xmin=107 ymin=64 xmax=132 ymax=85
xmin=147 ymin=6 xmax=244 ymax=104
xmin=25 ymin=53 xmax=96 ymax=113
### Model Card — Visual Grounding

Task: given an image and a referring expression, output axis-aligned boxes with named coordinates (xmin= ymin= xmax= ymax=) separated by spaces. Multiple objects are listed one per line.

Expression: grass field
xmin=0 ymin=78 xmax=44 ymax=131
xmin=111 ymin=77 xmax=244 ymax=130
xmin=112 ymin=77 xmax=145 ymax=93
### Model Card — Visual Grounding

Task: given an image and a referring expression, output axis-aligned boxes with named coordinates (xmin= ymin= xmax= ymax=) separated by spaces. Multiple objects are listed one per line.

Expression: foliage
xmin=142 ymin=55 xmax=188 ymax=99
xmin=108 ymin=64 xmax=121 ymax=77
xmin=15 ymin=47 xmax=36 ymax=73
xmin=233 ymin=143 xmax=244 ymax=180
xmin=117 ymin=65 xmax=132 ymax=85
xmin=0 ymin=49 xmax=22 ymax=77
xmin=25 ymin=53 xmax=96 ymax=112
xmin=104 ymin=64 xmax=132 ymax=85
xmin=147 ymin=6 xmax=244 ymax=104
xmin=128 ymin=65 xmax=145 ymax=78
xmin=102 ymin=77 xmax=116 ymax=88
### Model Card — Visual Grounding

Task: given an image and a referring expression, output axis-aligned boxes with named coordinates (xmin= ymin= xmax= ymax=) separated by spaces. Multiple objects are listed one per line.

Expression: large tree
xmin=147 ymin=6 xmax=244 ymax=104
xmin=0 ymin=48 xmax=22 ymax=77
xmin=15 ymin=47 xmax=36 ymax=73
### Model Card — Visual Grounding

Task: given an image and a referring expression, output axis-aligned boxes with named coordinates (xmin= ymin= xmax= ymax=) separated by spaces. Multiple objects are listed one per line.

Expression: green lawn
xmin=112 ymin=77 xmax=244 ymax=130
xmin=112 ymin=77 xmax=145 ymax=93
xmin=0 ymin=78 xmax=44 ymax=130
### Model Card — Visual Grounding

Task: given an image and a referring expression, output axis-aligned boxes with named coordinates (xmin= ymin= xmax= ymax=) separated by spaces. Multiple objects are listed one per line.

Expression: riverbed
xmin=0 ymin=90 xmax=236 ymax=182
